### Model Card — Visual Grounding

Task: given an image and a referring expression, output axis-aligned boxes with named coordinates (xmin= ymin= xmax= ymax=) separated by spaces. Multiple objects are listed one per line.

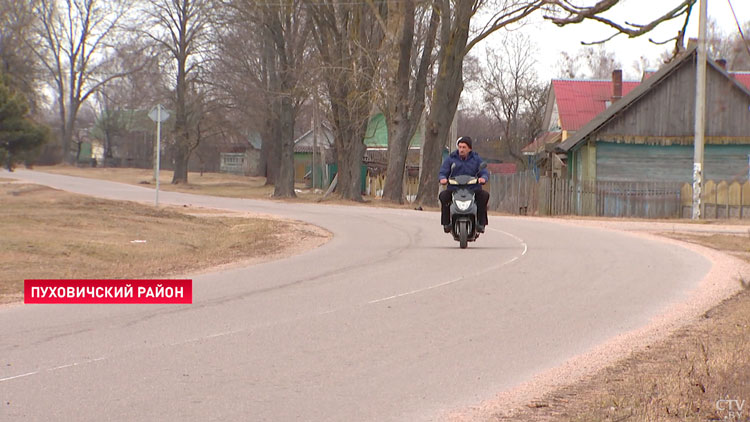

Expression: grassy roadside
xmin=31 ymin=165 xmax=424 ymax=209
xmin=494 ymin=233 xmax=750 ymax=422
xmin=0 ymin=181 xmax=329 ymax=304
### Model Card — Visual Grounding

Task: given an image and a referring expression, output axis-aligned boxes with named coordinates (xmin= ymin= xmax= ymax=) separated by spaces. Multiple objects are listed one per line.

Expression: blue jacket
xmin=438 ymin=150 xmax=489 ymax=191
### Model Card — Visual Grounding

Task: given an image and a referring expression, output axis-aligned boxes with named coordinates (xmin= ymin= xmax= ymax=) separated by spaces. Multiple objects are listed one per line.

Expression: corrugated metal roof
xmin=552 ymin=79 xmax=640 ymax=132
xmin=732 ymin=72 xmax=750 ymax=89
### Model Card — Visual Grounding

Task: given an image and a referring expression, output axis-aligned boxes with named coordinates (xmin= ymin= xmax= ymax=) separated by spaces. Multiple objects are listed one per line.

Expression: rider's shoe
xmin=443 ymin=225 xmax=452 ymax=233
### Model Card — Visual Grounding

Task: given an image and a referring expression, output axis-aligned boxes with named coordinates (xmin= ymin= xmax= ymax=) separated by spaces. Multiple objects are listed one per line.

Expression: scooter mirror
xmin=479 ymin=162 xmax=487 ymax=170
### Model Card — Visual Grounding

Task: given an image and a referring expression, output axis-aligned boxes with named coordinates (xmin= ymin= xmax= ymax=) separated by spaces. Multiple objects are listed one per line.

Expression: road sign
xmin=148 ymin=106 xmax=170 ymax=122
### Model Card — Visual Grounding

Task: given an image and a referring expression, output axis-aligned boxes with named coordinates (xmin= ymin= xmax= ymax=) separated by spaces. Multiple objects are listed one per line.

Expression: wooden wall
xmin=596 ymin=143 xmax=750 ymax=183
xmin=598 ymin=58 xmax=750 ymax=141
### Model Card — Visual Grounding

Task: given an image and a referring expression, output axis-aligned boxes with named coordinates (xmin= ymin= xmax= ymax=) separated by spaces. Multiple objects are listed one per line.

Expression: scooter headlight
xmin=455 ymin=199 xmax=472 ymax=211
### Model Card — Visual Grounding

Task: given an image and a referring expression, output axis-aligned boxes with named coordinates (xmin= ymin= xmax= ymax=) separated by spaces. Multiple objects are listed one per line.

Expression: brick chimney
xmin=612 ymin=69 xmax=623 ymax=103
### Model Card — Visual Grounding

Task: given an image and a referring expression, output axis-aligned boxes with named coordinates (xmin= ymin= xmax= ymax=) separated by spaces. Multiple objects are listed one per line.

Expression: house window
xmin=220 ymin=153 xmax=245 ymax=174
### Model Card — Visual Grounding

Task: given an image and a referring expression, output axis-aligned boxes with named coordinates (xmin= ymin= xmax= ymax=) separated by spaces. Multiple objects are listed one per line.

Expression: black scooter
xmin=446 ymin=162 xmax=487 ymax=249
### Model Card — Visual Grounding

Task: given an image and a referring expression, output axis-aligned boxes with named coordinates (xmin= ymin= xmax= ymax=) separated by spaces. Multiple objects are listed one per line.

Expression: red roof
xmin=487 ymin=163 xmax=516 ymax=175
xmin=552 ymin=79 xmax=640 ymax=132
xmin=731 ymin=72 xmax=750 ymax=89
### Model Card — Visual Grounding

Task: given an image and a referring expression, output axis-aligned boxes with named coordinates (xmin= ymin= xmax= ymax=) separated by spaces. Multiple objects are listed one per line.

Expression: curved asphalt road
xmin=0 ymin=170 xmax=710 ymax=421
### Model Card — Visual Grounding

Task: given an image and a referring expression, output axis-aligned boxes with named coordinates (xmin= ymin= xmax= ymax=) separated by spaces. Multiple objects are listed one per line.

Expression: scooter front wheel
xmin=458 ymin=221 xmax=468 ymax=249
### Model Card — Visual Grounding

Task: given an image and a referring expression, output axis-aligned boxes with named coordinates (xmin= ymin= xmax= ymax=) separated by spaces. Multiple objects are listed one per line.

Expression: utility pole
xmin=692 ymin=0 xmax=708 ymax=219
xmin=313 ymin=96 xmax=319 ymax=191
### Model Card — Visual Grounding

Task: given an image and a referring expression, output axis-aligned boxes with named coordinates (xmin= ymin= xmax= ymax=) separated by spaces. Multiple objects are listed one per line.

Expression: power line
xmin=727 ymin=0 xmax=750 ymax=59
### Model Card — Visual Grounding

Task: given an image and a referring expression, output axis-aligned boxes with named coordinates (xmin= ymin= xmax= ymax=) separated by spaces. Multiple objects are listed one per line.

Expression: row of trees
xmin=1 ymin=0 xmax=705 ymax=204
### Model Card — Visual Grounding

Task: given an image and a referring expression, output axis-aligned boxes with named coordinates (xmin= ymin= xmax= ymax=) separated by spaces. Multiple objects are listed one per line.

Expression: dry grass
xmin=32 ymin=165 xmax=428 ymax=209
xmin=36 ymin=165 xmax=277 ymax=198
xmin=493 ymin=234 xmax=750 ymax=422
xmin=662 ymin=232 xmax=750 ymax=263
xmin=0 ymin=182 xmax=329 ymax=304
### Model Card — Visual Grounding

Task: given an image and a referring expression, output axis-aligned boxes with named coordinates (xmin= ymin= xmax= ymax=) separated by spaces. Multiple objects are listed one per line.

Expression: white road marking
xmin=1 ymin=357 xmax=108 ymax=383
xmin=0 ymin=371 xmax=39 ymax=382
xmin=1 ymin=227 xmax=529 ymax=384
xmin=367 ymin=227 xmax=528 ymax=305
xmin=368 ymin=277 xmax=464 ymax=304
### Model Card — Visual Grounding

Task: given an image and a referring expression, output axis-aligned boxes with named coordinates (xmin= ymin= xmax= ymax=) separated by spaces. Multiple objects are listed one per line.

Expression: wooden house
xmin=522 ymin=71 xmax=641 ymax=176
xmin=553 ymin=45 xmax=750 ymax=216
xmin=218 ymin=132 xmax=262 ymax=176
xmin=547 ymin=46 xmax=750 ymax=216
xmin=293 ymin=124 xmax=335 ymax=187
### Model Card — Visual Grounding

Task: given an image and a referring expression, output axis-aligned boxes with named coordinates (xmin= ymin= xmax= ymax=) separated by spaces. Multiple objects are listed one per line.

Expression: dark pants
xmin=439 ymin=188 xmax=489 ymax=226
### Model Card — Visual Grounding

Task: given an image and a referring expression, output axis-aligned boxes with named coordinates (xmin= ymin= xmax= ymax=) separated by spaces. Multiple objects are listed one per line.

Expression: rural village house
xmin=555 ymin=45 xmax=750 ymax=217
xmin=511 ymin=44 xmax=750 ymax=218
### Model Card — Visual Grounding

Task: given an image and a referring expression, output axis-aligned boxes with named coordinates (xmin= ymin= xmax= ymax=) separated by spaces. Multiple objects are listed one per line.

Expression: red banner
xmin=24 ymin=279 xmax=193 ymax=304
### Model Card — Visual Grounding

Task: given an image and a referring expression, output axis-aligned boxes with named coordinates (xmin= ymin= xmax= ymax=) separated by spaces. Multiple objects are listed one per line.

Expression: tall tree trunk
xmin=382 ymin=1 xmax=438 ymax=203
xmin=62 ymin=118 xmax=75 ymax=164
xmin=171 ymin=106 xmax=190 ymax=183
xmin=333 ymin=130 xmax=367 ymax=201
xmin=263 ymin=113 xmax=281 ymax=186
xmin=310 ymin=2 xmax=384 ymax=202
xmin=171 ymin=39 xmax=190 ymax=183
xmin=383 ymin=123 xmax=411 ymax=203
xmin=62 ymin=89 xmax=79 ymax=164
xmin=415 ymin=1 xmax=471 ymax=207
xmin=327 ymin=82 xmax=369 ymax=201
xmin=273 ymin=96 xmax=296 ymax=197
xmin=262 ymin=33 xmax=281 ymax=187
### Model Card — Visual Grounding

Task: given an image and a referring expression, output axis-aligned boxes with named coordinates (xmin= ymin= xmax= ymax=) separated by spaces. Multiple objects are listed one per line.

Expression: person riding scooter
xmin=438 ymin=136 xmax=490 ymax=233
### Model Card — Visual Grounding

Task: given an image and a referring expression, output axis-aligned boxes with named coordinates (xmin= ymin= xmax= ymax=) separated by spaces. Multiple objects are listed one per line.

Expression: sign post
xmin=148 ymin=105 xmax=170 ymax=206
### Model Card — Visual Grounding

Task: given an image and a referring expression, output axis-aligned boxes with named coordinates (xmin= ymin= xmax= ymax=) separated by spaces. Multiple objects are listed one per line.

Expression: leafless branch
xmin=544 ymin=0 xmax=695 ymax=48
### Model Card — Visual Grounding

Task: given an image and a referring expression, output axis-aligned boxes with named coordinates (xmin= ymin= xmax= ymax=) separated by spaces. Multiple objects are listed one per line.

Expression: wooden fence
xmin=487 ymin=171 xmax=539 ymax=215
xmin=489 ymin=171 xmax=750 ymax=219
xmin=680 ymin=180 xmax=750 ymax=218
xmin=365 ymin=173 xmax=420 ymax=202
xmin=363 ymin=169 xmax=750 ymax=219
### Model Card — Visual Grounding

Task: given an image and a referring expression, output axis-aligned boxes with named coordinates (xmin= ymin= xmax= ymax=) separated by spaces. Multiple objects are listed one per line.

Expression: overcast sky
xmin=478 ymin=0 xmax=750 ymax=82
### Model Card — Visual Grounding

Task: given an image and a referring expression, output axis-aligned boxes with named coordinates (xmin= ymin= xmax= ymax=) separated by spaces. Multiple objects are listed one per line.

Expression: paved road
xmin=1 ymin=170 xmax=710 ymax=421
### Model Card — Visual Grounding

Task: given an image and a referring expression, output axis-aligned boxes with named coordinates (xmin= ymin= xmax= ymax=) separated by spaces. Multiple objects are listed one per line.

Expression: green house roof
xmin=364 ymin=113 xmax=422 ymax=148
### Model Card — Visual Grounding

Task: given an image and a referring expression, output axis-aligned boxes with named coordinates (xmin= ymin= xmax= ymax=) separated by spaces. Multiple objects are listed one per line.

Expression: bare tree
xmin=481 ymin=33 xmax=545 ymax=168
xmin=93 ymin=39 xmax=164 ymax=163
xmin=544 ymin=0 xmax=695 ymax=51
xmin=308 ymin=1 xmax=386 ymax=201
xmin=258 ymin=1 xmax=310 ymax=198
xmin=414 ymin=0 xmax=541 ymax=206
xmin=214 ymin=1 xmax=311 ymax=196
xmin=211 ymin=7 xmax=278 ymax=184
xmin=31 ymin=0 xmax=131 ymax=164
xmin=141 ymin=0 xmax=212 ymax=184
xmin=727 ymin=20 xmax=750 ymax=71
xmin=413 ymin=0 xmax=696 ymax=207
xmin=0 ymin=0 xmax=43 ymax=112
xmin=555 ymin=45 xmax=621 ymax=79
xmin=376 ymin=0 xmax=439 ymax=204
xmin=556 ymin=51 xmax=579 ymax=79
